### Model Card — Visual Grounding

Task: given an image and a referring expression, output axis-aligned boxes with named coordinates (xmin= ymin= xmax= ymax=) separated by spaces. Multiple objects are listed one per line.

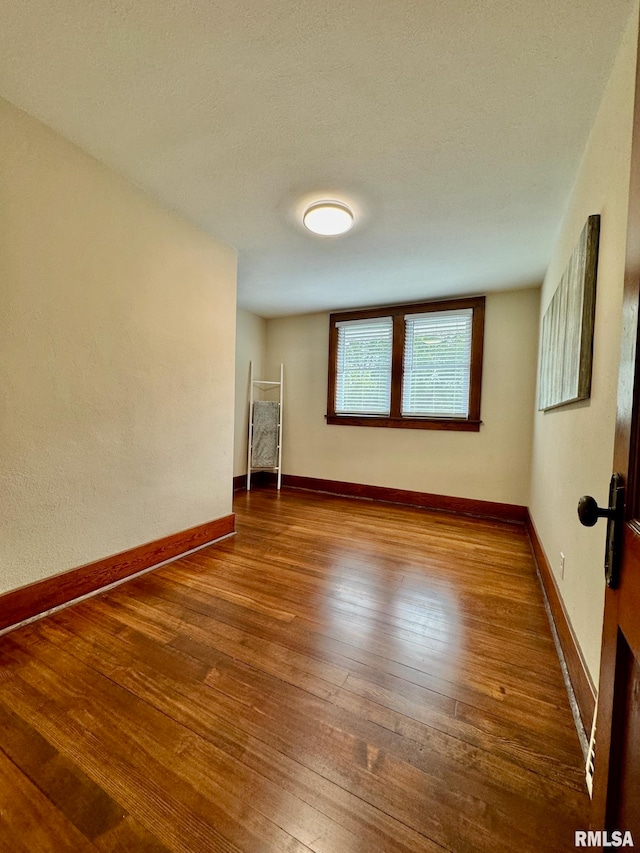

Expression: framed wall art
xmin=538 ymin=214 xmax=600 ymax=411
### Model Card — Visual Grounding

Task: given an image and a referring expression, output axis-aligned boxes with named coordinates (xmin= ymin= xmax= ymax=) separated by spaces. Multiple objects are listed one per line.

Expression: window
xmin=327 ymin=296 xmax=485 ymax=431
xmin=335 ymin=317 xmax=393 ymax=415
xmin=402 ymin=309 xmax=472 ymax=417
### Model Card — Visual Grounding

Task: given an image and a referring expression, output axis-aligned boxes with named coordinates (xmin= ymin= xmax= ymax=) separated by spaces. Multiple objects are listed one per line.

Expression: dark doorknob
xmin=577 ymin=473 xmax=624 ymax=588
xmin=577 ymin=495 xmax=615 ymax=527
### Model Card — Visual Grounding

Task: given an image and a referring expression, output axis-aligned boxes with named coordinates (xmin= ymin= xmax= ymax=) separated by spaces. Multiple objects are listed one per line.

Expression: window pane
xmin=336 ymin=317 xmax=392 ymax=414
xmin=402 ymin=309 xmax=473 ymax=417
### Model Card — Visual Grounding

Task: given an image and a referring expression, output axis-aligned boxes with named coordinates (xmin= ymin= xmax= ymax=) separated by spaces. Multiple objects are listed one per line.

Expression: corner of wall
xmin=234 ymin=308 xmax=268 ymax=477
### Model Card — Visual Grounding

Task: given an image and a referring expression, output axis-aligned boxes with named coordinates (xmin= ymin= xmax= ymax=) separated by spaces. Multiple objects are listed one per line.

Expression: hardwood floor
xmin=0 ymin=488 xmax=589 ymax=852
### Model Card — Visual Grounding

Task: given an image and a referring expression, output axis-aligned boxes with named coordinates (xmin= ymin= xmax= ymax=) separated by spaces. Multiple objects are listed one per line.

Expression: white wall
xmin=0 ymin=98 xmax=237 ymax=595
xmin=265 ymin=287 xmax=539 ymax=506
xmin=234 ymin=309 xmax=267 ymax=477
xmin=529 ymin=3 xmax=638 ymax=684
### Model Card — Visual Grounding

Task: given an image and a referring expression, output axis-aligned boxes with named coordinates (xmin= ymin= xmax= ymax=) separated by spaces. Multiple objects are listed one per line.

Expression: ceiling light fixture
xmin=303 ymin=200 xmax=354 ymax=236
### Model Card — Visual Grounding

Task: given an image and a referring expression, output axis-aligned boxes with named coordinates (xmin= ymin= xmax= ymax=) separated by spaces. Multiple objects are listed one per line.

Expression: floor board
xmin=0 ymin=488 xmax=590 ymax=851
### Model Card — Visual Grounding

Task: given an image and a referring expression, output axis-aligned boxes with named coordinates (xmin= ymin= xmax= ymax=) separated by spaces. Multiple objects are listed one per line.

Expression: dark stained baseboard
xmin=235 ymin=471 xmax=527 ymax=523
xmin=283 ymin=474 xmax=528 ymax=522
xmin=0 ymin=514 xmax=235 ymax=632
xmin=234 ymin=471 xmax=278 ymax=490
xmin=526 ymin=510 xmax=596 ymax=734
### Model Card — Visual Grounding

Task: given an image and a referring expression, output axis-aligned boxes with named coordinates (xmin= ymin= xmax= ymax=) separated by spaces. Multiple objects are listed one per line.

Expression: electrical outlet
xmin=560 ymin=552 xmax=565 ymax=580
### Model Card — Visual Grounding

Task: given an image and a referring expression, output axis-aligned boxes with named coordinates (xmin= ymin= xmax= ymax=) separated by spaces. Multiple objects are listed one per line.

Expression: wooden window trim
xmin=326 ymin=296 xmax=485 ymax=431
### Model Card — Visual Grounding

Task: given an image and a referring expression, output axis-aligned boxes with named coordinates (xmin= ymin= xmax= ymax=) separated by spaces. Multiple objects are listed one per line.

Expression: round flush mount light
xmin=302 ymin=200 xmax=354 ymax=236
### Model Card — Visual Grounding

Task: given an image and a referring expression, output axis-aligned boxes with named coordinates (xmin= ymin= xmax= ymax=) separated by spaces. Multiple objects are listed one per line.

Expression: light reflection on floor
xmin=317 ymin=544 xmax=461 ymax=680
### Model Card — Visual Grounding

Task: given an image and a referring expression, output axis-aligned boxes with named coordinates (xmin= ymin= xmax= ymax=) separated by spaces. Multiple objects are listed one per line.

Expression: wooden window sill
xmin=325 ymin=415 xmax=482 ymax=432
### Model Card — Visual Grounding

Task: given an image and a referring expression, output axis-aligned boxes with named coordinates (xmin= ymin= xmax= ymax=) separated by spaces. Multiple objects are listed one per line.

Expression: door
xmin=588 ymin=23 xmax=640 ymax=838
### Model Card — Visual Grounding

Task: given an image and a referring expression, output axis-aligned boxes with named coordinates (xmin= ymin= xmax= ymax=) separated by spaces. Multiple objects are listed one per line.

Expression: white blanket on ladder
xmin=251 ymin=401 xmax=279 ymax=467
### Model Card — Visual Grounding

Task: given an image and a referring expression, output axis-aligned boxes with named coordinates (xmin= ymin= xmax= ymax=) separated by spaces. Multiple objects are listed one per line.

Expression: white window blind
xmin=335 ymin=317 xmax=393 ymax=414
xmin=402 ymin=308 xmax=473 ymax=417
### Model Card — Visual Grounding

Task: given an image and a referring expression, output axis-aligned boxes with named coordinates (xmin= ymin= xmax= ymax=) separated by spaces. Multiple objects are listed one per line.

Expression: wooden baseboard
xmin=236 ymin=472 xmax=527 ymax=523
xmin=234 ymin=471 xmax=279 ymax=491
xmin=526 ymin=510 xmax=596 ymax=733
xmin=0 ymin=514 xmax=235 ymax=632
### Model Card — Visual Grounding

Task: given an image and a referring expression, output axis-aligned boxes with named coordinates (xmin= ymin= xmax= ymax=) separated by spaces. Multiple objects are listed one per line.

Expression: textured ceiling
xmin=0 ymin=0 xmax=635 ymax=316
